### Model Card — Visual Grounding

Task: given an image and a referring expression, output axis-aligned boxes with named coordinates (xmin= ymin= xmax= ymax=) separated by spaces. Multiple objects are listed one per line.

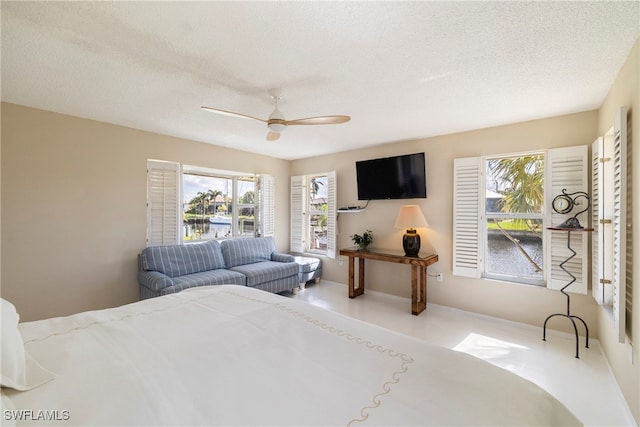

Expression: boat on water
xmin=209 ymin=215 xmax=232 ymax=225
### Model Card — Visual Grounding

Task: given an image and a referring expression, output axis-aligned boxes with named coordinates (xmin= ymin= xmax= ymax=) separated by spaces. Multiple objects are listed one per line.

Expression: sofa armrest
xmin=271 ymin=252 xmax=295 ymax=263
xmin=138 ymin=270 xmax=174 ymax=291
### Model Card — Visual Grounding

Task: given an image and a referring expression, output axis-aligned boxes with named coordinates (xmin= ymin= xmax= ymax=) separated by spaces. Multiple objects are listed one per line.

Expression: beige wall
xmin=292 ymin=111 xmax=599 ymax=336
xmin=596 ymin=39 xmax=639 ymax=422
xmin=1 ymin=103 xmax=291 ymax=321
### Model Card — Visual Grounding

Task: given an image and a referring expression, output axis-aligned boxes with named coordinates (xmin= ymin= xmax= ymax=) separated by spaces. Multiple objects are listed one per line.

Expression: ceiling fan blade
xmin=201 ymin=106 xmax=266 ymax=123
xmin=285 ymin=115 xmax=351 ymax=126
xmin=266 ymin=131 xmax=280 ymax=141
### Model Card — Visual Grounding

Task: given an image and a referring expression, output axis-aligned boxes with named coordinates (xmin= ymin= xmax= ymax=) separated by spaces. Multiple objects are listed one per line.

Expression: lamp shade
xmin=394 ymin=205 xmax=428 ymax=257
xmin=394 ymin=205 xmax=429 ymax=229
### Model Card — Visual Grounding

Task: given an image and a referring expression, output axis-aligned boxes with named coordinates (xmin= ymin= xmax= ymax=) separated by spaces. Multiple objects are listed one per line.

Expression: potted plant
xmin=351 ymin=229 xmax=373 ymax=251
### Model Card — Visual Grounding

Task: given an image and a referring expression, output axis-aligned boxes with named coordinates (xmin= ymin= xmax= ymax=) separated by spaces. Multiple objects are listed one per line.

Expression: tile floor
xmin=289 ymin=280 xmax=636 ymax=427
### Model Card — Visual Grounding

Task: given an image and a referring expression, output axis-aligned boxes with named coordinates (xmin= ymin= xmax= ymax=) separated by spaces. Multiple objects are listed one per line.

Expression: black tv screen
xmin=356 ymin=152 xmax=427 ymax=200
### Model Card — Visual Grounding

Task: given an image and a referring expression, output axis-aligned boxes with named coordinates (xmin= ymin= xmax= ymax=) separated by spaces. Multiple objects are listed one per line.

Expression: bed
xmin=1 ymin=285 xmax=581 ymax=426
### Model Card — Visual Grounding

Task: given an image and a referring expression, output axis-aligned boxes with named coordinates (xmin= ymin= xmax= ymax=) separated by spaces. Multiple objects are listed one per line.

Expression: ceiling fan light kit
xmin=267 ymin=122 xmax=286 ymax=132
xmin=202 ymin=91 xmax=350 ymax=141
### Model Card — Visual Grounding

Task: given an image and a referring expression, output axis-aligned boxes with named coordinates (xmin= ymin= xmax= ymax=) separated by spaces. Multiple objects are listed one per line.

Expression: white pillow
xmin=1 ymin=298 xmax=55 ymax=390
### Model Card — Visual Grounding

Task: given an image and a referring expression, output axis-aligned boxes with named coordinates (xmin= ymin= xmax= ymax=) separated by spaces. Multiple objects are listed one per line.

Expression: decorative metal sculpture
xmin=551 ymin=189 xmax=590 ymax=229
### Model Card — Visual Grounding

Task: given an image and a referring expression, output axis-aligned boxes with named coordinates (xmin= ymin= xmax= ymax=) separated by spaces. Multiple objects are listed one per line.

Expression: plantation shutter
xmin=545 ymin=145 xmax=589 ymax=294
xmin=592 ymin=108 xmax=628 ymax=342
xmin=326 ymin=171 xmax=337 ymax=259
xmin=452 ymin=157 xmax=482 ymax=278
xmin=622 ymin=108 xmax=633 ymax=340
xmin=592 ymin=137 xmax=608 ymax=305
xmin=612 ymin=107 xmax=628 ymax=342
xmin=146 ymin=160 xmax=182 ymax=247
xmin=290 ymin=175 xmax=305 ymax=253
xmin=256 ymin=174 xmax=275 ymax=237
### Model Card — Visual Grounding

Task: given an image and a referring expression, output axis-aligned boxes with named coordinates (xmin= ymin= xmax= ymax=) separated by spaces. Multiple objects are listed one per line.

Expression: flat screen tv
xmin=356 ymin=152 xmax=427 ymax=200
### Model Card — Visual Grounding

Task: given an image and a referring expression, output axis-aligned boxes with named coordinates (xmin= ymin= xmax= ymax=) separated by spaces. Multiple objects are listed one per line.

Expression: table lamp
xmin=394 ymin=205 xmax=429 ymax=257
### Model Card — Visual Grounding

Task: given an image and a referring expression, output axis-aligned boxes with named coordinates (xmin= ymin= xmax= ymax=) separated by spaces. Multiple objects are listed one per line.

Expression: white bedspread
xmin=2 ymin=285 xmax=581 ymax=426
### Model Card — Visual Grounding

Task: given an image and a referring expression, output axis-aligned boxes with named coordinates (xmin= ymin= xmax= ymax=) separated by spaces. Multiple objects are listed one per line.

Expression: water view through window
xmin=485 ymin=155 xmax=544 ymax=285
xmin=183 ymin=173 xmax=255 ymax=241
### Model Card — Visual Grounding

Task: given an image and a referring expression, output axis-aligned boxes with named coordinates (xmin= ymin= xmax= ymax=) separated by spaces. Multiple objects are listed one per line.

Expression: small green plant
xmin=351 ymin=229 xmax=373 ymax=250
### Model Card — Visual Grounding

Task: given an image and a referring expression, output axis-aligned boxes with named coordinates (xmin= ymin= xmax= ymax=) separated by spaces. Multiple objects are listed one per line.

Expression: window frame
xmin=453 ymin=145 xmax=589 ymax=291
xmin=291 ymin=171 xmax=337 ymax=259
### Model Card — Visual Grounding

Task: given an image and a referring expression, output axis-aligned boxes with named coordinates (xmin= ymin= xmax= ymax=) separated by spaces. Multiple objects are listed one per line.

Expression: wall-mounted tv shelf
xmin=337 ymin=207 xmax=364 ymax=213
xmin=337 ymin=201 xmax=370 ymax=214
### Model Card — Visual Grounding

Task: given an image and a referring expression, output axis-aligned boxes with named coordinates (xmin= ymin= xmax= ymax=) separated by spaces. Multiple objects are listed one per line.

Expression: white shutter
xmin=545 ymin=145 xmax=588 ymax=294
xmin=592 ymin=137 xmax=609 ymax=305
xmin=256 ymin=174 xmax=275 ymax=237
xmin=146 ymin=160 xmax=181 ymax=247
xmin=453 ymin=157 xmax=482 ymax=278
xmin=290 ymin=175 xmax=304 ymax=253
xmin=612 ymin=107 xmax=627 ymax=343
xmin=326 ymin=171 xmax=337 ymax=259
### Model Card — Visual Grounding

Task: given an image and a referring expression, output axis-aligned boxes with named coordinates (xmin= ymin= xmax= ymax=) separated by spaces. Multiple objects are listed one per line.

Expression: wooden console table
xmin=338 ymin=248 xmax=439 ymax=315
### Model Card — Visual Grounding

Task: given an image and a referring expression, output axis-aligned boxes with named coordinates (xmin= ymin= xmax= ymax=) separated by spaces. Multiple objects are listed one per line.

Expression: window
xmin=484 ymin=154 xmax=544 ymax=285
xmin=146 ymin=160 xmax=274 ymax=246
xmin=453 ymin=145 xmax=588 ymax=290
xmin=291 ymin=172 xmax=336 ymax=258
xmin=182 ymin=170 xmax=255 ymax=242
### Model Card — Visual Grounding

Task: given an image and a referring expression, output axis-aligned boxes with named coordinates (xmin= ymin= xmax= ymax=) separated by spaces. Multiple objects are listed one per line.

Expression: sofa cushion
xmin=141 ymin=240 xmax=226 ymax=277
xmin=168 ymin=269 xmax=246 ymax=292
xmin=221 ymin=237 xmax=276 ymax=268
xmin=229 ymin=261 xmax=298 ymax=287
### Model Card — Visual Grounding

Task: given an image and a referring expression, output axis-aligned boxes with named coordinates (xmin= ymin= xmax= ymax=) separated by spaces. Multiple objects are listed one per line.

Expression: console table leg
xmin=411 ymin=264 xmax=427 ymax=315
xmin=358 ymin=258 xmax=365 ymax=296
xmin=348 ymin=257 xmax=365 ymax=298
xmin=348 ymin=256 xmax=355 ymax=298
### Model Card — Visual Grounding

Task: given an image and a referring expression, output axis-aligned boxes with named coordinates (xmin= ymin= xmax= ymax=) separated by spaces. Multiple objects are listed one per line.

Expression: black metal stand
xmin=543 ymin=228 xmax=591 ymax=358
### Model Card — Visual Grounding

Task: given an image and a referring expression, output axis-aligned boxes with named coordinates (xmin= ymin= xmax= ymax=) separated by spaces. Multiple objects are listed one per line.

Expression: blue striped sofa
xmin=138 ymin=237 xmax=299 ymax=299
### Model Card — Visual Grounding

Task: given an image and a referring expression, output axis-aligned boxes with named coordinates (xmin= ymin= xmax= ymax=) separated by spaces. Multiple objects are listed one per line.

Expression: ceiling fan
xmin=201 ymin=91 xmax=350 ymax=141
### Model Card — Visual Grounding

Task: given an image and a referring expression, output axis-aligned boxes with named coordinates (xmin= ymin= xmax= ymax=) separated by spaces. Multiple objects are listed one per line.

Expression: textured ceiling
xmin=2 ymin=1 xmax=639 ymax=160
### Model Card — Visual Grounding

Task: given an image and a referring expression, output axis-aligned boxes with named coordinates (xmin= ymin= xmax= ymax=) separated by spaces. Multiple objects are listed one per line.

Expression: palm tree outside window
xmin=484 ymin=154 xmax=545 ymax=285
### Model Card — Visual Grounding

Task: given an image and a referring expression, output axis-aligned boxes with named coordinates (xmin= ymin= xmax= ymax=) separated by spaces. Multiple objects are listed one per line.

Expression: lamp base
xmin=402 ymin=228 xmax=420 ymax=257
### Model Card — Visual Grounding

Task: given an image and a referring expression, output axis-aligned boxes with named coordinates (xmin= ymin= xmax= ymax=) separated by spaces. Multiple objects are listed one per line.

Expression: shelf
xmin=547 ymin=227 xmax=594 ymax=232
xmin=337 ymin=208 xmax=363 ymax=213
